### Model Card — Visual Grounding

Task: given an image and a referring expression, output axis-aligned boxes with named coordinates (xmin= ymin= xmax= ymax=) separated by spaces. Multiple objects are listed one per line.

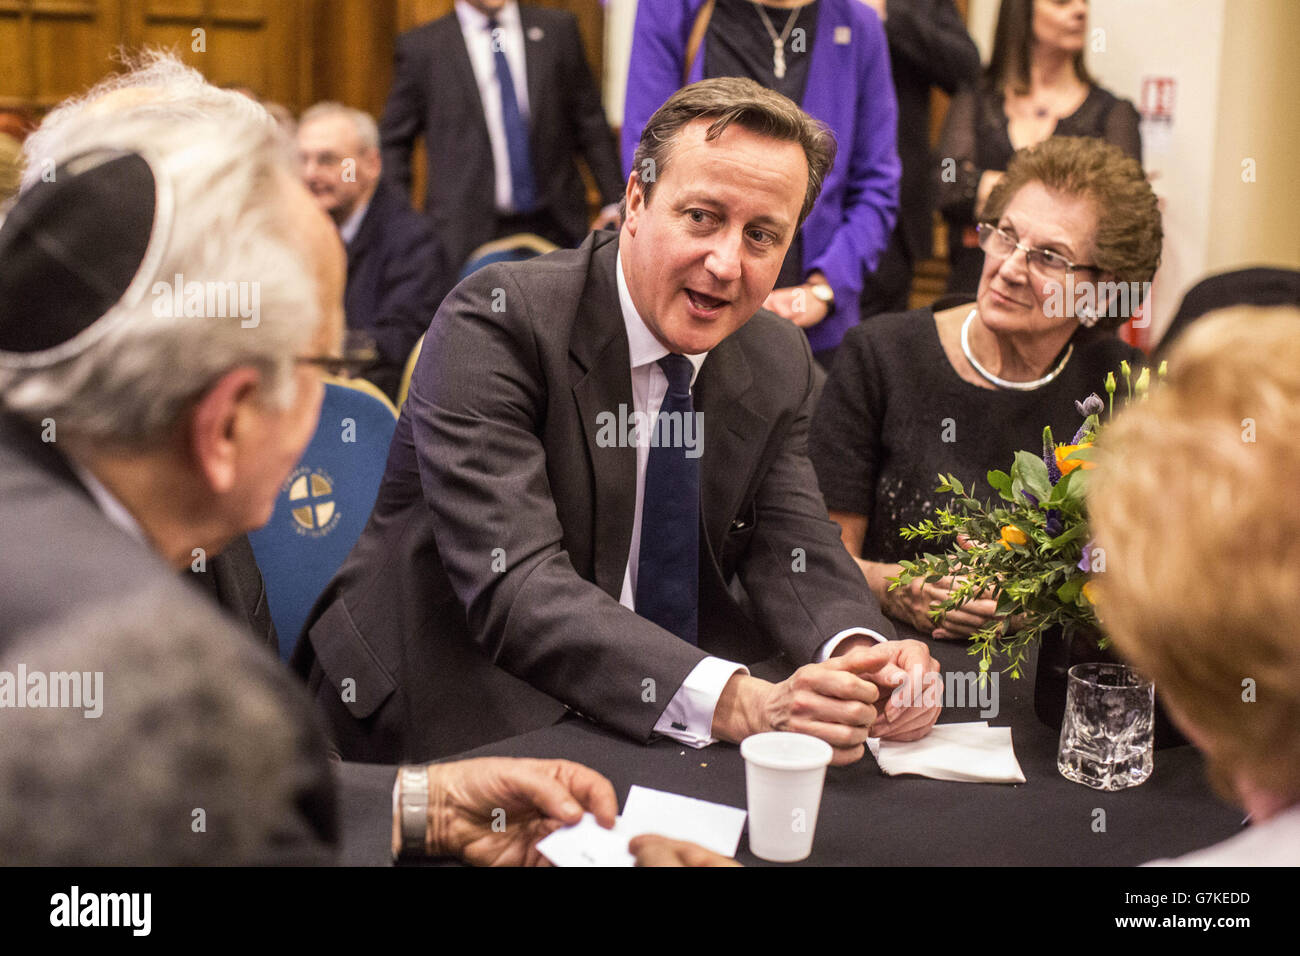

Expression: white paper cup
xmin=740 ymin=732 xmax=833 ymax=862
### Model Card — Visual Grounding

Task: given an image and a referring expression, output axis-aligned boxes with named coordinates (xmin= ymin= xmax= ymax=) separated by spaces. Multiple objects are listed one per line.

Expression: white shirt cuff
xmin=654 ymin=656 xmax=749 ymax=748
xmin=816 ymin=627 xmax=888 ymax=663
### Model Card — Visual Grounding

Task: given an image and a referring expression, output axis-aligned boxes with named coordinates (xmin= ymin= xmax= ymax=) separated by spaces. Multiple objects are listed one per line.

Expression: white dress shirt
xmin=614 ymin=251 xmax=885 ymax=748
xmin=454 ymin=0 xmax=532 ymax=215
xmin=67 ymin=459 xmax=148 ymax=545
xmin=337 ymin=194 xmax=372 ymax=246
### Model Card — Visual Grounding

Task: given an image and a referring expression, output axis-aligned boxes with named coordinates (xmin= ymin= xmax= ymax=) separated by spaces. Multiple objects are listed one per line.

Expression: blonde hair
xmin=1089 ymin=305 xmax=1300 ymax=803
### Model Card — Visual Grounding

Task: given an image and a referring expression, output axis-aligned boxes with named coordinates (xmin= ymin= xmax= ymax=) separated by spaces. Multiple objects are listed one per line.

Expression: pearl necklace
xmin=960 ymin=309 xmax=1073 ymax=391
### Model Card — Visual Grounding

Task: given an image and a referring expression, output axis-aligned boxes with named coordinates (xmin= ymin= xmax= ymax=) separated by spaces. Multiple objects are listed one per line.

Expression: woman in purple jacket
xmin=621 ymin=0 xmax=901 ymax=366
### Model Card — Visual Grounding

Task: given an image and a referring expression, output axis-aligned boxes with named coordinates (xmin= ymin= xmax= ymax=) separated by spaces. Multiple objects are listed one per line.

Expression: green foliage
xmin=894 ymin=468 xmax=1098 ymax=677
xmin=889 ymin=367 xmax=1166 ymax=674
xmin=890 ymin=385 xmax=1122 ymax=676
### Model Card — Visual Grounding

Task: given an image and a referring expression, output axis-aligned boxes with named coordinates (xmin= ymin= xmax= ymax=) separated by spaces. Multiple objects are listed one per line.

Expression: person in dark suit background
xmin=859 ymin=0 xmax=980 ymax=318
xmin=297 ymin=102 xmax=452 ymax=401
xmin=0 ymin=54 xmax=619 ymax=866
xmin=295 ymin=77 xmax=941 ymax=767
xmin=378 ymin=0 xmax=625 ymax=271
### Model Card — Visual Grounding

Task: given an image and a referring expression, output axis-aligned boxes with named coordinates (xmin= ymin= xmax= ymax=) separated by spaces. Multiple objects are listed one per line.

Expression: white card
xmin=536 ymin=814 xmax=634 ymax=867
xmin=536 ymin=787 xmax=748 ymax=867
xmin=621 ymin=785 xmax=747 ymax=857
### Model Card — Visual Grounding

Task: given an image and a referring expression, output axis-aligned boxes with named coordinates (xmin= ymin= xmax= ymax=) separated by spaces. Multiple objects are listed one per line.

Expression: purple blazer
xmin=621 ymin=0 xmax=901 ymax=352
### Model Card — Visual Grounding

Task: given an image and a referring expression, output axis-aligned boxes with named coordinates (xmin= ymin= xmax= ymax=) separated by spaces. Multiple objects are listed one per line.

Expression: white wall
xmin=1088 ymin=0 xmax=1228 ymax=343
xmin=1207 ymin=0 xmax=1300 ymax=274
xmin=604 ymin=0 xmax=639 ymax=127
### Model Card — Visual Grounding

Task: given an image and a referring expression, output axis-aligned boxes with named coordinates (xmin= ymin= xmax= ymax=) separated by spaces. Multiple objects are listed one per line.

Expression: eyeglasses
xmin=296 ymin=330 xmax=379 ymax=377
xmin=976 ymin=223 xmax=1098 ymax=279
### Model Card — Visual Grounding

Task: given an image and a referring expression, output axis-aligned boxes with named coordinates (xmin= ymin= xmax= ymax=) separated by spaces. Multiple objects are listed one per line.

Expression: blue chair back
xmin=249 ymin=379 xmax=397 ymax=659
xmin=458 ymin=232 xmax=558 ymax=280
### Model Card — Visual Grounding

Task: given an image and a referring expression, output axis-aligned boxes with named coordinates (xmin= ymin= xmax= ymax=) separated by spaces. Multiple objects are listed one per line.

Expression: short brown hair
xmin=1090 ymin=306 xmax=1300 ymax=805
xmin=628 ymin=76 xmax=836 ymax=225
xmin=983 ymin=136 xmax=1163 ymax=330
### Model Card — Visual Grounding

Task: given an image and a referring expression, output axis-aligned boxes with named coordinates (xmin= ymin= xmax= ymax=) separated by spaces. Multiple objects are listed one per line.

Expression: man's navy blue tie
xmin=635 ymin=354 xmax=700 ymax=645
xmin=487 ymin=20 xmax=538 ymax=213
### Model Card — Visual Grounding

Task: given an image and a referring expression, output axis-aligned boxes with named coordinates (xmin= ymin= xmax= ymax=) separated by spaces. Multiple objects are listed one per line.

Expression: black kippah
xmin=0 ymin=149 xmax=161 ymax=364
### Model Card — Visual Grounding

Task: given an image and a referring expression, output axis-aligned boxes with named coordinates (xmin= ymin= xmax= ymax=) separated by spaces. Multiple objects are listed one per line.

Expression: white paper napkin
xmin=536 ymin=785 xmax=747 ymax=867
xmin=866 ymin=721 xmax=1026 ymax=784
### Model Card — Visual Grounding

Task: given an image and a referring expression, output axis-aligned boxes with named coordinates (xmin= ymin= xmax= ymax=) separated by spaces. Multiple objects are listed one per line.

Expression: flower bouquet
xmin=891 ymin=363 xmax=1154 ymax=679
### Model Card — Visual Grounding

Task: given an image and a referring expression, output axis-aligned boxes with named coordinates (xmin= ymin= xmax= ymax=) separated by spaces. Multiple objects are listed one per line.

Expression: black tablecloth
xmin=443 ymin=629 xmax=1242 ymax=866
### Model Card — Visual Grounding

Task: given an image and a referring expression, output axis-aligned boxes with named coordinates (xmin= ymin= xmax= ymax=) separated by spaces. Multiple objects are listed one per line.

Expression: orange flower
xmin=1082 ymin=580 xmax=1099 ymax=604
xmin=1055 ymin=442 xmax=1096 ymax=475
xmin=999 ymin=525 xmax=1028 ymax=549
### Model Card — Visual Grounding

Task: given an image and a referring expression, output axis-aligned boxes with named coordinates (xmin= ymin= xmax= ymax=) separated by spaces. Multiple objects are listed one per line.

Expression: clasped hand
xmin=889 ymin=573 xmax=1004 ymax=640
xmin=715 ymin=642 xmax=941 ymax=765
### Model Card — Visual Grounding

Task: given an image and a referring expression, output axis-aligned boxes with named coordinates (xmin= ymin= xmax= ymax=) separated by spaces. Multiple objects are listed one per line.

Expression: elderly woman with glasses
xmin=810 ymin=136 xmax=1161 ymax=639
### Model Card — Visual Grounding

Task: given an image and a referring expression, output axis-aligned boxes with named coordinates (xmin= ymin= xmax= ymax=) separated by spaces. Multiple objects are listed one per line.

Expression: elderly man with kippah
xmin=0 ymin=54 xmax=620 ymax=866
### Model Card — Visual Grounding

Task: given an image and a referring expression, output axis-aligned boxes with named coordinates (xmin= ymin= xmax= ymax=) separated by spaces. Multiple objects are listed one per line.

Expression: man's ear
xmin=623 ymin=171 xmax=644 ymax=236
xmin=189 ymin=366 xmax=263 ymax=495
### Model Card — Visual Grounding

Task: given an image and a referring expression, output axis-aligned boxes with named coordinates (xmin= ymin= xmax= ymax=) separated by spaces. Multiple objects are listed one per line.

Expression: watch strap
xmin=397 ymin=765 xmax=430 ymax=857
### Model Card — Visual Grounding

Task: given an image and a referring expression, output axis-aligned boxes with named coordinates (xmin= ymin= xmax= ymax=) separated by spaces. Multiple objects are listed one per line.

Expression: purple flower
xmin=1022 ymin=491 xmax=1039 ymax=508
xmin=1044 ymin=441 xmax=1061 ymax=485
xmin=1074 ymin=394 xmax=1104 ymax=418
xmin=1072 ymin=393 xmax=1104 ymax=443
xmin=1045 ymin=511 xmax=1063 ymax=537
xmin=1078 ymin=541 xmax=1093 ymax=572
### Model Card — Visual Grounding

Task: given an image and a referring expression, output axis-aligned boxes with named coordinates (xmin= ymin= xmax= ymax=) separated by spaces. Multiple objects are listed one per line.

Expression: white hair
xmin=20 ymin=51 xmax=273 ymax=194
xmin=298 ymin=101 xmax=380 ymax=153
xmin=1 ymin=52 xmax=320 ymax=447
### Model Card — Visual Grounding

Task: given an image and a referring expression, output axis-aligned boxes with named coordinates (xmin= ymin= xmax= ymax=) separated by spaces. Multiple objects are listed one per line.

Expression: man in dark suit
xmin=860 ymin=0 xmax=980 ymax=318
xmin=298 ymin=102 xmax=452 ymax=401
xmin=295 ymin=77 xmax=942 ymax=766
xmin=379 ymin=0 xmax=625 ymax=271
xmin=0 ymin=62 xmax=618 ymax=866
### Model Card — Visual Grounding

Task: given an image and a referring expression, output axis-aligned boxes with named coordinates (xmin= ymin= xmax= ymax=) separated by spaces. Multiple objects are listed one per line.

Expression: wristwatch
xmin=808 ymin=281 xmax=834 ymax=307
xmin=397 ymin=765 xmax=430 ymax=857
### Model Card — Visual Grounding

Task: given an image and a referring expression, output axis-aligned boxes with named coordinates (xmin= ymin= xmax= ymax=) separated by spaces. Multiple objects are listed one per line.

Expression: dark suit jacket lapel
xmin=571 ymin=236 xmax=637 ymax=599
xmin=694 ymin=334 xmax=767 ymax=558
xmin=439 ymin=14 xmax=493 ymax=158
